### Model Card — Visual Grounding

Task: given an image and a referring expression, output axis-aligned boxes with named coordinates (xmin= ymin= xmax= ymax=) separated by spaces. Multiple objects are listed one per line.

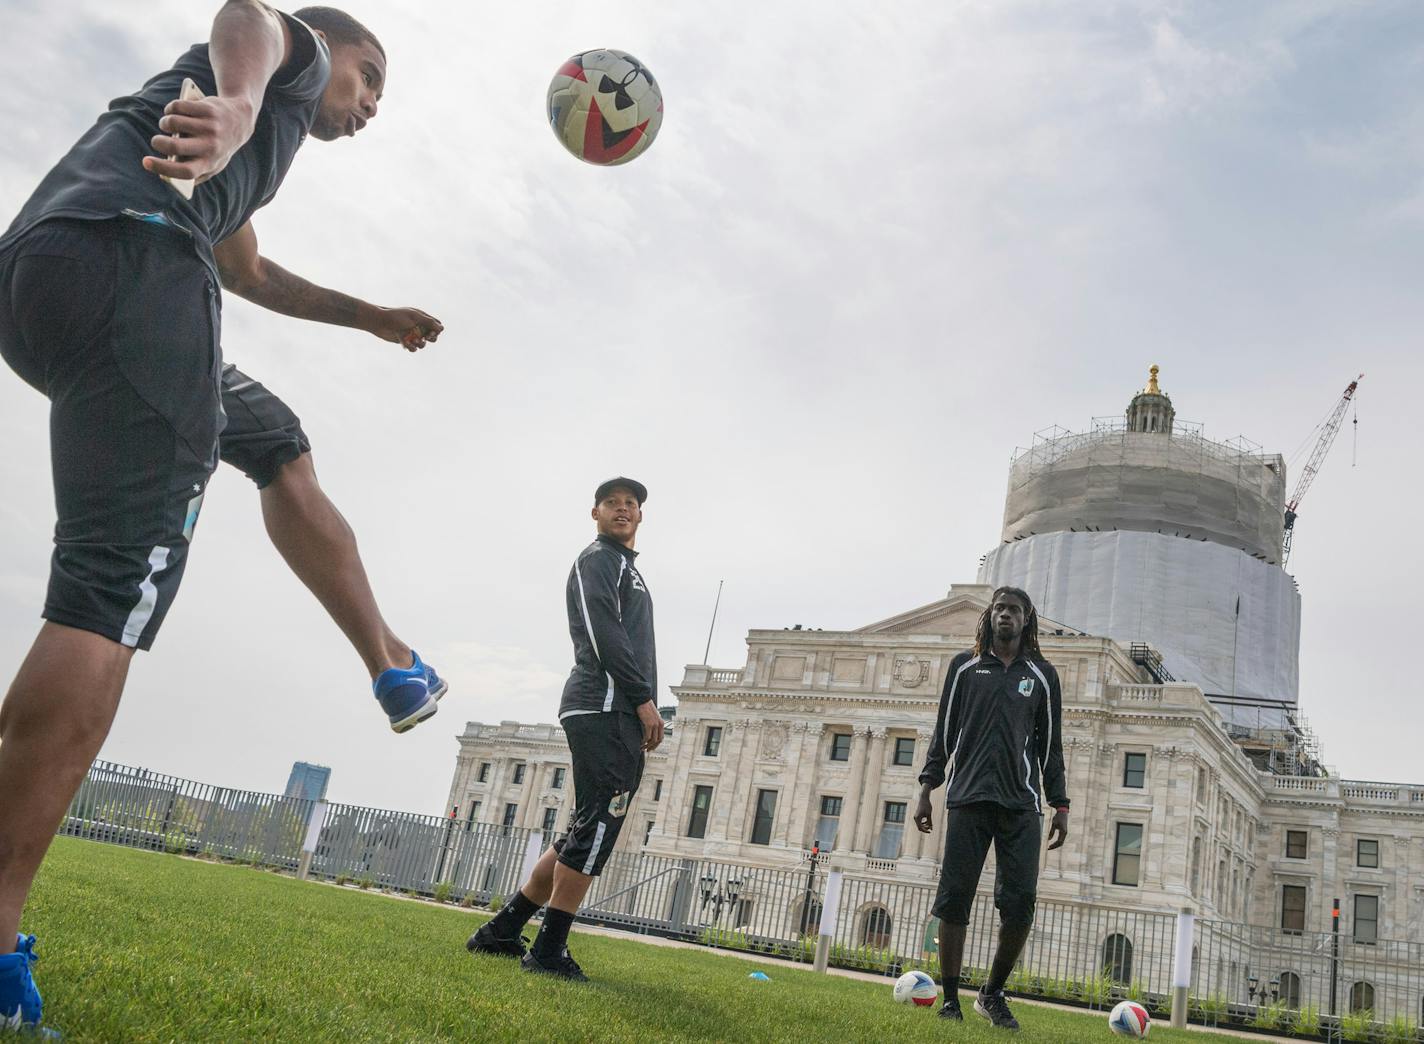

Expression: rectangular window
xmin=703 ymin=727 xmax=722 ymax=757
xmin=1281 ymin=885 xmax=1306 ymax=933
xmin=1122 ymin=752 xmax=1147 ymax=788
xmin=687 ymin=785 xmax=713 ymax=839
xmin=750 ymin=789 xmax=777 ymax=845
xmin=874 ymin=802 xmax=907 ymax=860
xmin=502 ymin=803 xmax=518 ymax=828
xmin=1353 ymin=894 xmax=1379 ymax=945
xmin=512 ymin=763 xmax=526 ymax=785
xmin=653 ymin=779 xmax=663 ymax=802
xmin=477 ymin=762 xmax=490 ymax=783
xmin=644 ymin=820 xmax=655 ymax=846
xmin=1112 ymin=823 xmax=1143 ymax=886
xmin=1285 ymin=830 xmax=1308 ymax=859
xmin=541 ymin=807 xmax=557 ymax=835
xmin=893 ymin=737 xmax=916 ymax=767
xmin=465 ymin=800 xmax=482 ymax=827
xmin=814 ymin=795 xmax=842 ymax=851
xmin=1357 ymin=839 xmax=1379 ymax=869
xmin=829 ymin=733 xmax=852 ymax=761
xmin=551 ymin=767 xmax=565 ymax=790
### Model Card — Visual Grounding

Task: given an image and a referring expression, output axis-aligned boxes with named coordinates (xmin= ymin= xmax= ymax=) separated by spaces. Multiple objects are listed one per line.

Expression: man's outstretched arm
xmin=144 ymin=1 xmax=291 ymax=184
xmin=214 ymin=221 xmax=444 ymax=349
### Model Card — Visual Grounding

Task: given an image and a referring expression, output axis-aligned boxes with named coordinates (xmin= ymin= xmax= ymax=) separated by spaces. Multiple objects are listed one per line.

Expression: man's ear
xmin=590 ymin=506 xmax=600 ymax=522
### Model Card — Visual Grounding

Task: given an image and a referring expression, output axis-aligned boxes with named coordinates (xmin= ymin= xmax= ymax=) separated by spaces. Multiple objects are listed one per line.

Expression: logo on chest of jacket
xmin=629 ymin=568 xmax=647 ymax=593
xmin=1017 ymin=679 xmax=1035 ymax=697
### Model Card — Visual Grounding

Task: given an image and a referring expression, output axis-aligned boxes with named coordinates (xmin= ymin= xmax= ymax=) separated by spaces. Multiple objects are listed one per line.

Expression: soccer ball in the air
xmin=892 ymin=970 xmax=938 ymax=1006
xmin=546 ymin=50 xmax=663 ymax=166
xmin=1108 ymin=1000 xmax=1151 ymax=1037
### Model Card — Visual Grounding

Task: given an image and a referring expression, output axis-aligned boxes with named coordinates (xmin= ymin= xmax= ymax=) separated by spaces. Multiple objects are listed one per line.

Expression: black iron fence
xmin=61 ymin=761 xmax=1424 ymax=1040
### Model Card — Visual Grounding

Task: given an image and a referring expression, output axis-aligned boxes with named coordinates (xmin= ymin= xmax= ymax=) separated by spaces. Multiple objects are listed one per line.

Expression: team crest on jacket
xmin=1017 ymin=679 xmax=1035 ymax=697
xmin=608 ymin=791 xmax=631 ymax=818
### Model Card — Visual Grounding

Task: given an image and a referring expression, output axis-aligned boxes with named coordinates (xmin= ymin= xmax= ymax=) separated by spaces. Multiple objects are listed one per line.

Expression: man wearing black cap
xmin=466 ymin=476 xmax=661 ymax=981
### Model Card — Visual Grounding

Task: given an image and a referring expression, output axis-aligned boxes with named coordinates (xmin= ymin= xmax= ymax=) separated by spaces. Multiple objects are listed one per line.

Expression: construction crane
xmin=1282 ymin=373 xmax=1362 ymax=565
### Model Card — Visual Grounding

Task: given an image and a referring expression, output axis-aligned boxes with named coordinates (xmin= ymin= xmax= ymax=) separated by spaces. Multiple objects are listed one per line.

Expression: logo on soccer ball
xmin=608 ymin=791 xmax=630 ymax=818
xmin=546 ymin=50 xmax=663 ymax=166
xmin=1017 ymin=679 xmax=1035 ymax=697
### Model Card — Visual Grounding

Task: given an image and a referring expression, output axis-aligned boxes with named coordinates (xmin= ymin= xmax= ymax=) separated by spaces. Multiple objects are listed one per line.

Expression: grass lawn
xmin=24 ymin=837 xmax=1201 ymax=1042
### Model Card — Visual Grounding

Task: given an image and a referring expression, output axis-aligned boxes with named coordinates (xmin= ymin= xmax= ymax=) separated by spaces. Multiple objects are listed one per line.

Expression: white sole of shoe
xmin=390 ymin=693 xmax=439 ymax=733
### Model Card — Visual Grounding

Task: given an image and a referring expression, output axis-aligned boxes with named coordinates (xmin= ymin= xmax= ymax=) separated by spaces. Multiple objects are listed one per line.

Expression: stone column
xmin=780 ymin=722 xmax=824 ymax=848
xmin=710 ymin=719 xmax=754 ymax=842
xmin=660 ymin=717 xmax=700 ymax=838
xmin=853 ymin=728 xmax=888 ymax=852
xmin=838 ymin=728 xmax=871 ymax=854
xmin=520 ymin=762 xmax=544 ymax=828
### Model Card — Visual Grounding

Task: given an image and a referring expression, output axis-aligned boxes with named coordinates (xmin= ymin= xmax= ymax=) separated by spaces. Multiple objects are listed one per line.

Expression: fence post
xmin=1171 ymin=905 xmax=1194 ymax=1029
xmin=297 ymin=801 xmax=327 ymax=881
xmin=814 ymin=869 xmax=843 ymax=974
xmin=516 ymin=830 xmax=544 ymax=892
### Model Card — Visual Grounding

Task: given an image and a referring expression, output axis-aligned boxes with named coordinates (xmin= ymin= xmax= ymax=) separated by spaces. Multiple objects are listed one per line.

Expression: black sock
xmin=943 ymin=977 xmax=960 ymax=1000
xmin=486 ymin=891 xmax=540 ymax=937
xmin=531 ymin=906 xmax=576 ymax=959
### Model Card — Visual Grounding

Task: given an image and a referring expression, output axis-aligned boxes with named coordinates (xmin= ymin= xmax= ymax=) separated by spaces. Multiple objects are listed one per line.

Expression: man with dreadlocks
xmin=914 ymin=586 xmax=1069 ymax=1029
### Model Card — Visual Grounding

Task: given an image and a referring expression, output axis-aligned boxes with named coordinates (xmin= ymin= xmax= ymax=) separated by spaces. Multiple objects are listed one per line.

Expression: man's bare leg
xmin=0 ymin=624 xmax=132 ymax=952
xmin=259 ymin=453 xmax=411 ymax=678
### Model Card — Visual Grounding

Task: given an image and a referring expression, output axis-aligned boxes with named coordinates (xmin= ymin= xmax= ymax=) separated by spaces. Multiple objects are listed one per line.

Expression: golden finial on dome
xmin=1145 ymin=364 xmax=1161 ymax=395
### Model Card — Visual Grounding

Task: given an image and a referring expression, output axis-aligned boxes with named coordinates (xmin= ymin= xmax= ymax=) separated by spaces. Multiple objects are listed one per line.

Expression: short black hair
xmin=292 ymin=6 xmax=385 ymax=59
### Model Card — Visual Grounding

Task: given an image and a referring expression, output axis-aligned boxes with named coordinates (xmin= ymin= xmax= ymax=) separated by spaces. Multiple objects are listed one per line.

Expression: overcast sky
xmin=1 ymin=1 xmax=1420 ymax=812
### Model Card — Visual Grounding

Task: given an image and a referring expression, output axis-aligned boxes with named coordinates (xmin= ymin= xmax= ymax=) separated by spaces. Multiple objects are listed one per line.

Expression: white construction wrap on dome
xmin=979 ymin=531 xmax=1300 ymax=716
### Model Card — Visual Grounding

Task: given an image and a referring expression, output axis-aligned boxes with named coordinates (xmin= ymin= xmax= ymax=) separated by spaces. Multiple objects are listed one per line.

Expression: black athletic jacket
xmin=918 ymin=650 xmax=1069 ymax=813
xmin=559 ymin=535 xmax=656 ymax=719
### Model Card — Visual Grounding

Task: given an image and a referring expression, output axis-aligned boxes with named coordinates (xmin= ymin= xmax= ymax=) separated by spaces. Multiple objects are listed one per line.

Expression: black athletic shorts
xmin=552 ymin=712 xmax=645 ymax=877
xmin=933 ymin=802 xmax=1043 ymax=928
xmin=219 ymin=364 xmax=311 ymax=489
xmin=0 ymin=217 xmax=222 ymax=650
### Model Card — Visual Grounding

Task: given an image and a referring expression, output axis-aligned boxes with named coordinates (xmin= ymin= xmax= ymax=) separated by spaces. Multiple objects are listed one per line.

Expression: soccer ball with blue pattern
xmin=892 ymin=970 xmax=938 ymax=1006
xmin=1108 ymin=1000 xmax=1151 ymax=1037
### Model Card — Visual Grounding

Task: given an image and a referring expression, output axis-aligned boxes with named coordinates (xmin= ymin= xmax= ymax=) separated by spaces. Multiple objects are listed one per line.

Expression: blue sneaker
xmin=373 ymin=651 xmax=447 ymax=733
xmin=0 ymin=934 xmax=46 ymax=1035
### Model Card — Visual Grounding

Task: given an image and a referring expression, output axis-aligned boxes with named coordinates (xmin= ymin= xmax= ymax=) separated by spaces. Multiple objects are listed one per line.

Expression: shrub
xmin=163 ymin=831 xmax=187 ymax=855
xmin=433 ymin=882 xmax=453 ymax=905
xmin=1341 ymin=1008 xmax=1376 ymax=1043
xmin=1293 ymin=1004 xmax=1321 ymax=1037
xmin=334 ymin=874 xmax=349 ymax=887
xmin=357 ymin=875 xmax=372 ymax=890
xmin=488 ymin=894 xmax=505 ymax=913
xmin=1041 ymin=977 xmax=1072 ymax=1001
xmin=1192 ymin=994 xmax=1230 ymax=1024
xmin=1382 ymin=1015 xmax=1418 ymax=1044
xmin=458 ymin=895 xmax=476 ymax=909
xmin=1251 ymin=1001 xmax=1287 ymax=1030
xmin=1081 ymin=974 xmax=1115 ymax=1007
xmin=1126 ymin=981 xmax=1146 ymax=1004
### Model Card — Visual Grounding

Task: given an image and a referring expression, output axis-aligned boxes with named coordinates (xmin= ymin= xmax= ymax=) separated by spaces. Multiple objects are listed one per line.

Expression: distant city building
xmin=284 ymin=761 xmax=331 ymax=802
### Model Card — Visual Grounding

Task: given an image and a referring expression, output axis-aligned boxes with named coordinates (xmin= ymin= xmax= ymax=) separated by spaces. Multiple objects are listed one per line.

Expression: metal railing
xmin=60 ymin=761 xmax=1424 ymax=1036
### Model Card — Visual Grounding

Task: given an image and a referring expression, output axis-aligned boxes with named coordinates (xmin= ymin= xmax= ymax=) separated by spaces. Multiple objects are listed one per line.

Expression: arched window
xmin=861 ymin=906 xmax=892 ymax=949
xmin=1278 ymin=971 xmax=1301 ymax=1009
xmin=1349 ymin=981 xmax=1374 ymax=1014
xmin=1102 ymin=933 xmax=1134 ymax=985
xmin=790 ymin=898 xmax=822 ymax=936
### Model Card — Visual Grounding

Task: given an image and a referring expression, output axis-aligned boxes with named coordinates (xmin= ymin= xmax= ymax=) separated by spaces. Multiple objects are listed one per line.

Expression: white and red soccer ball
xmin=892 ymin=970 xmax=938 ymax=1006
xmin=1109 ymin=1000 xmax=1151 ymax=1037
xmin=546 ymin=50 xmax=663 ymax=166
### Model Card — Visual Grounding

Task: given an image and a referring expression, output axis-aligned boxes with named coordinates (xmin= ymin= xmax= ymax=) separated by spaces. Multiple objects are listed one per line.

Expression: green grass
xmin=26 ymin=837 xmax=1209 ymax=1042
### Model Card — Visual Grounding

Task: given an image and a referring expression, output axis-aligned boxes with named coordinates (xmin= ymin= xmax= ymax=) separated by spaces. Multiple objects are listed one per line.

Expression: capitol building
xmin=445 ymin=371 xmax=1423 ymax=1020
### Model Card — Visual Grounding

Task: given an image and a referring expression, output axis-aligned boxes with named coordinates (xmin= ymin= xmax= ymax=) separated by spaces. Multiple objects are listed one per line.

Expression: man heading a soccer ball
xmin=914 ymin=587 xmax=1069 ymax=1029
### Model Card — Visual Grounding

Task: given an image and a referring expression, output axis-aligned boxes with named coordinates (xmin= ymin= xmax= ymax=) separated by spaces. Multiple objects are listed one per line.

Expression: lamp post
xmin=799 ymin=846 xmax=821 ymax=937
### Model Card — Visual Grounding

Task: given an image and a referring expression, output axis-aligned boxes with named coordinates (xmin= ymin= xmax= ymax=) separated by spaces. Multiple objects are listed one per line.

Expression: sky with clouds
xmin=1 ymin=1 xmax=1420 ymax=811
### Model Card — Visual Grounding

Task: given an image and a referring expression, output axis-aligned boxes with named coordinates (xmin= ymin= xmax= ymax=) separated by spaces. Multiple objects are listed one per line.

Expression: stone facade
xmin=447 ymin=583 xmax=1424 ymax=954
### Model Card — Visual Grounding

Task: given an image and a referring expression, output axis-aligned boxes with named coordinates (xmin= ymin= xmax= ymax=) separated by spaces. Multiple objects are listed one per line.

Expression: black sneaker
xmin=974 ymin=989 xmax=1020 ymax=1030
xmin=520 ymin=947 xmax=588 ymax=982
xmin=466 ymin=923 xmax=527 ymax=959
xmin=938 ymin=995 xmax=964 ymax=1021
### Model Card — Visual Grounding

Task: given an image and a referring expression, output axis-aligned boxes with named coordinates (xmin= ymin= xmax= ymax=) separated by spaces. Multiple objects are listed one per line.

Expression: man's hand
xmin=913 ymin=787 xmax=934 ymax=834
xmin=143 ymin=94 xmax=258 ymax=185
xmin=365 ymin=306 xmax=445 ymax=351
xmin=636 ymin=701 xmax=664 ymax=752
xmin=1047 ymin=809 xmax=1069 ymax=850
